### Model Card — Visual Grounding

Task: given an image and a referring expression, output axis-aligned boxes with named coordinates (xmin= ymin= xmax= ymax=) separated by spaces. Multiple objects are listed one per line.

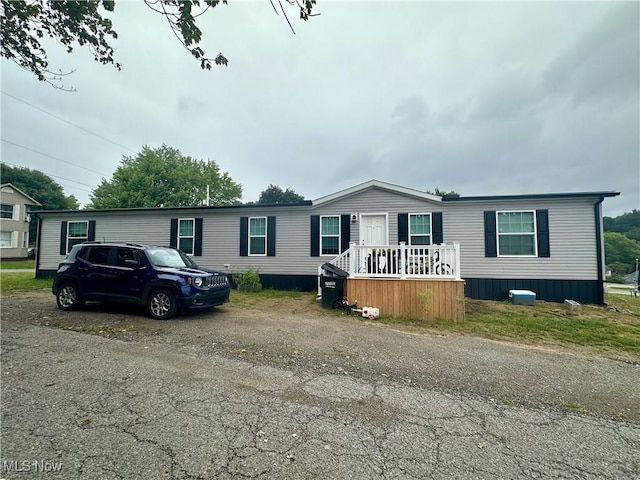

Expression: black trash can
xmin=320 ymin=263 xmax=349 ymax=309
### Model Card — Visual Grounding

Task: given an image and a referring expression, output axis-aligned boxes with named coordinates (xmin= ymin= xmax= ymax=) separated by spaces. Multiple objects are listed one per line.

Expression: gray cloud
xmin=1 ymin=1 xmax=637 ymax=216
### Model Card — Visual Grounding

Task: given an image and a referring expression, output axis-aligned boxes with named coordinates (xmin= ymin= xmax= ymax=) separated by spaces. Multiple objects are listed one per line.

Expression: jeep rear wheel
xmin=147 ymin=289 xmax=177 ymax=320
xmin=56 ymin=282 xmax=84 ymax=311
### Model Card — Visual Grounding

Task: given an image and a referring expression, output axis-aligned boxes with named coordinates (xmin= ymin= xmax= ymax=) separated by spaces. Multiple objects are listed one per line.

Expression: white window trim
xmin=178 ymin=218 xmax=195 ymax=255
xmin=248 ymin=216 xmax=267 ymax=257
xmin=22 ymin=231 xmax=28 ymax=248
xmin=408 ymin=213 xmax=432 ymax=246
xmin=320 ymin=215 xmax=341 ymax=256
xmin=0 ymin=231 xmax=17 ymax=248
xmin=67 ymin=221 xmax=89 ymax=254
xmin=496 ymin=210 xmax=538 ymax=257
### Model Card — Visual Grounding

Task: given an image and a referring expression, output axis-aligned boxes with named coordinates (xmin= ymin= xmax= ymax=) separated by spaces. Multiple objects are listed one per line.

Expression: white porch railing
xmin=328 ymin=242 xmax=461 ymax=280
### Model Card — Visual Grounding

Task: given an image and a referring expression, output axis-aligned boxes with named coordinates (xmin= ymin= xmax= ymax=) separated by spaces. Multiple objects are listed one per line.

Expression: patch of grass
xmin=229 ymin=288 xmax=320 ymax=311
xmin=562 ymin=401 xmax=583 ymax=410
xmin=1 ymin=272 xmax=52 ymax=293
xmin=1 ymin=259 xmax=35 ymax=269
xmin=501 ymin=396 xmax=515 ymax=406
xmin=374 ymin=294 xmax=640 ymax=358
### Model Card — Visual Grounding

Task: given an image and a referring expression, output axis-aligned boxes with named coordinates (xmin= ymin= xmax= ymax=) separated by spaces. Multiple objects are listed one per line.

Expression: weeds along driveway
xmin=1 ymin=292 xmax=639 ymax=479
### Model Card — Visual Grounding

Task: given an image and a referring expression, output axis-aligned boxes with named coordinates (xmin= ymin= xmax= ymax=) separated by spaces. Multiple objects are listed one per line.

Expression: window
xmin=249 ymin=217 xmax=267 ymax=255
xmin=67 ymin=221 xmax=88 ymax=253
xmin=497 ymin=211 xmax=536 ymax=256
xmin=240 ymin=217 xmax=275 ymax=257
xmin=0 ymin=231 xmax=13 ymax=248
xmin=170 ymin=218 xmax=202 ymax=256
xmin=86 ymin=246 xmax=111 ymax=265
xmin=115 ymin=247 xmax=142 ymax=267
xmin=321 ymin=216 xmax=340 ymax=255
xmin=22 ymin=232 xmax=28 ymax=248
xmin=1 ymin=204 xmax=14 ymax=220
xmin=178 ymin=218 xmax=195 ymax=254
xmin=409 ymin=214 xmax=431 ymax=245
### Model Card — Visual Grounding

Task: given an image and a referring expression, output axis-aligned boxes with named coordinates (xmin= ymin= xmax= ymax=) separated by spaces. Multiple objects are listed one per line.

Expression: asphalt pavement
xmin=1 ymin=323 xmax=638 ymax=480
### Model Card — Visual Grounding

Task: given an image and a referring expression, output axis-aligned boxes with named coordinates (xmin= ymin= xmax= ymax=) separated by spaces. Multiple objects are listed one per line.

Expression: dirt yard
xmin=2 ymin=288 xmax=639 ymax=422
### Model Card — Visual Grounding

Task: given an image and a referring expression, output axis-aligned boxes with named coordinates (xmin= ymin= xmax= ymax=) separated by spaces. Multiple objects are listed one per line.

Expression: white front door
xmin=360 ymin=214 xmax=387 ymax=246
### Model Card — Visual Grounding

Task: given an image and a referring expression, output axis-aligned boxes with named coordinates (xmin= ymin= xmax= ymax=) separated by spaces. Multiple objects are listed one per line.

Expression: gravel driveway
xmin=1 ymin=290 xmax=639 ymax=479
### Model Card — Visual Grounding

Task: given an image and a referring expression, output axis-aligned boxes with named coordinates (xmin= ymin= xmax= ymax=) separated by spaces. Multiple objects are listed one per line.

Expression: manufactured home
xmin=35 ymin=180 xmax=618 ymax=307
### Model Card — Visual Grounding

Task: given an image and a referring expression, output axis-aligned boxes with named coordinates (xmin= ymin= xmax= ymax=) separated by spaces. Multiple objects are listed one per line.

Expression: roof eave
xmin=34 ymin=200 xmax=313 ymax=216
xmin=313 ymin=179 xmax=442 ymax=206
xmin=442 ymin=191 xmax=621 ymax=202
xmin=0 ymin=183 xmax=42 ymax=206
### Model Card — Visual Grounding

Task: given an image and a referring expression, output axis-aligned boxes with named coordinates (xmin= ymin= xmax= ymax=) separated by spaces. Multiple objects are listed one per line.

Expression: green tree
xmin=65 ymin=194 xmax=80 ymax=210
xmin=0 ymin=163 xmax=77 ymax=210
xmin=1 ymin=0 xmax=317 ymax=89
xmin=604 ymin=232 xmax=640 ymax=274
xmin=257 ymin=184 xmax=305 ymax=204
xmin=88 ymin=145 xmax=242 ymax=208
xmin=604 ymin=210 xmax=640 ymax=241
xmin=1 ymin=163 xmax=79 ymax=243
xmin=426 ymin=187 xmax=460 ymax=198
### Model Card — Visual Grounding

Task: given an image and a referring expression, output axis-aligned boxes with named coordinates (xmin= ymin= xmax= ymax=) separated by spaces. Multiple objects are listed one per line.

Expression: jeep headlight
xmin=193 ymin=277 xmax=203 ymax=287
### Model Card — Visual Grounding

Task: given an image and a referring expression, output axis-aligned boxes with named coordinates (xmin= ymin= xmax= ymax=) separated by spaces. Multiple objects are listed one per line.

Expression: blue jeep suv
xmin=52 ymin=242 xmax=230 ymax=320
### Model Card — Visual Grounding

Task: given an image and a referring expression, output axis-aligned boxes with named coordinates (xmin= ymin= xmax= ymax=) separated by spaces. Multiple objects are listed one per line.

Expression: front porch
xmin=324 ymin=242 xmax=465 ymax=322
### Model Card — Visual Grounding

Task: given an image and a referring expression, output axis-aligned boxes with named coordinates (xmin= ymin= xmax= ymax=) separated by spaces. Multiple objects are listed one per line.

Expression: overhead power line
xmin=1 ymin=90 xmax=137 ymax=154
xmin=1 ymin=161 xmax=95 ymax=192
xmin=2 ymin=139 xmax=110 ymax=177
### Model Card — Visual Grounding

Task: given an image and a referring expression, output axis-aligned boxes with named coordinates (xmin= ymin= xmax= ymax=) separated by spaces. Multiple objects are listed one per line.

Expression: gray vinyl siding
xmin=36 ymin=188 xmax=603 ymax=282
xmin=38 ymin=206 xmax=315 ymax=276
xmin=443 ymin=197 xmax=599 ymax=280
xmin=311 ymin=187 xmax=444 ymax=247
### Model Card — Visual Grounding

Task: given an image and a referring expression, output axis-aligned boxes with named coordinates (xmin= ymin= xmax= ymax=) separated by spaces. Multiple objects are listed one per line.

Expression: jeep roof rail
xmin=125 ymin=242 xmax=144 ymax=247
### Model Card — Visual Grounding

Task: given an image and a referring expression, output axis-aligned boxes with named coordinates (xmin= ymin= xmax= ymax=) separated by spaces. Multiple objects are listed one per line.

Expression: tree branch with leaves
xmin=0 ymin=0 xmax=317 ymax=89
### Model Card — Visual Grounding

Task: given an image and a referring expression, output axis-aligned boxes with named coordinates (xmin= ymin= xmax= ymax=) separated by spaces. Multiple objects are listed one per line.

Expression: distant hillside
xmin=604 ymin=210 xmax=640 ymax=279
xmin=604 ymin=210 xmax=640 ymax=241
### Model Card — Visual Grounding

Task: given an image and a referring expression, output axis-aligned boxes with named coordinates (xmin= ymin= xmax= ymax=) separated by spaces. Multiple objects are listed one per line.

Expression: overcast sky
xmin=1 ymin=1 xmax=638 ymax=217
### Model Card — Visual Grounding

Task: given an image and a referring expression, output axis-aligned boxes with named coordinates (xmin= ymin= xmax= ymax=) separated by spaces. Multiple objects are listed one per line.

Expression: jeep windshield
xmin=147 ymin=247 xmax=198 ymax=269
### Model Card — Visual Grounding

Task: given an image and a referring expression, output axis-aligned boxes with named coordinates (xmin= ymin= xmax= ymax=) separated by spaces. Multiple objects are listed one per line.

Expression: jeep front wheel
xmin=56 ymin=282 xmax=84 ymax=311
xmin=147 ymin=289 xmax=177 ymax=320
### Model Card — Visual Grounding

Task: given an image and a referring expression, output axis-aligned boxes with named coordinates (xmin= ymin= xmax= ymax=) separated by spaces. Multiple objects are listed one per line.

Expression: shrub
xmin=232 ymin=268 xmax=262 ymax=291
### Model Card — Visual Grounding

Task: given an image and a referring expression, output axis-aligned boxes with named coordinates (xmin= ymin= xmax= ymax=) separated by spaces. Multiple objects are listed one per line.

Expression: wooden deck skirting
xmin=344 ymin=278 xmax=465 ymax=322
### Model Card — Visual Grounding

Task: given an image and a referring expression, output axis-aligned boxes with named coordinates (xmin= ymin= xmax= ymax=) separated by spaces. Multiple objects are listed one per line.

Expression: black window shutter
xmin=310 ymin=215 xmax=320 ymax=256
xmin=59 ymin=221 xmax=68 ymax=255
xmin=484 ymin=211 xmax=497 ymax=257
xmin=536 ymin=209 xmax=550 ymax=257
xmin=88 ymin=220 xmax=96 ymax=242
xmin=240 ymin=217 xmax=248 ymax=256
xmin=340 ymin=214 xmax=351 ymax=253
xmin=267 ymin=216 xmax=276 ymax=257
xmin=170 ymin=218 xmax=178 ymax=248
xmin=432 ymin=212 xmax=443 ymax=244
xmin=398 ymin=213 xmax=408 ymax=243
xmin=194 ymin=218 xmax=203 ymax=256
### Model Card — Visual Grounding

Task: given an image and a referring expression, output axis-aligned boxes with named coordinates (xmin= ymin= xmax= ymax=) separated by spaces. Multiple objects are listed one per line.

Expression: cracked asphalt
xmin=1 ymin=291 xmax=639 ymax=479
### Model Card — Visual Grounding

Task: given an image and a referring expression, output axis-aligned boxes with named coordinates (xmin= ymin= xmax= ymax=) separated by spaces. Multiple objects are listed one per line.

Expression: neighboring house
xmin=34 ymin=180 xmax=618 ymax=304
xmin=0 ymin=183 xmax=41 ymax=259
